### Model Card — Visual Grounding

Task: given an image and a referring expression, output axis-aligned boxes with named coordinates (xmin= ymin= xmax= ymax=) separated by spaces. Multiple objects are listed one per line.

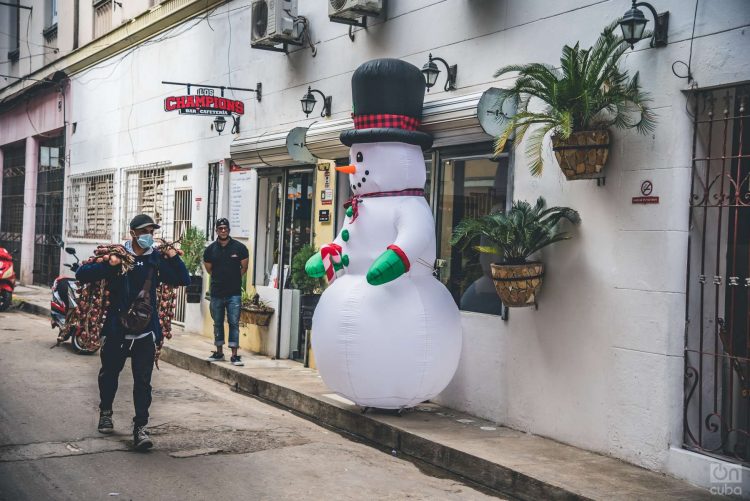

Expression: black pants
xmin=98 ymin=335 xmax=155 ymax=427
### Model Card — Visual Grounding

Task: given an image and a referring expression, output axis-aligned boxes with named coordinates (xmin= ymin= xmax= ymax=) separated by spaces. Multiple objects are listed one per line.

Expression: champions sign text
xmin=164 ymin=87 xmax=244 ymax=116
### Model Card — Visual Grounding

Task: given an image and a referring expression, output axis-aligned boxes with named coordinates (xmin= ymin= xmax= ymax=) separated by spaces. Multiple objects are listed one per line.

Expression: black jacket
xmin=76 ymin=247 xmax=190 ymax=344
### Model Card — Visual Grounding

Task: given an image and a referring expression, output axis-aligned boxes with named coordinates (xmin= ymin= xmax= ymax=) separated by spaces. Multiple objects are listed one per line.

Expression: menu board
xmin=229 ymin=166 xmax=253 ymax=238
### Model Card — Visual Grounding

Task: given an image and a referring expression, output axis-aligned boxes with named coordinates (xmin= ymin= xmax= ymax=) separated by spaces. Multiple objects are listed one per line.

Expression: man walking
xmin=76 ymin=214 xmax=190 ymax=450
xmin=203 ymin=218 xmax=249 ymax=366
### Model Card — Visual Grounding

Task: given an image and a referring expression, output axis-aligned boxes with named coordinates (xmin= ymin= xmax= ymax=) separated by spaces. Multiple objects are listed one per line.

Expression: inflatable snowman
xmin=305 ymin=59 xmax=462 ymax=410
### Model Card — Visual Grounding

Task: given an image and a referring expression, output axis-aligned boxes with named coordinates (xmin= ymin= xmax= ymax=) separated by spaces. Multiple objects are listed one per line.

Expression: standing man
xmin=203 ymin=217 xmax=249 ymax=366
xmin=76 ymin=214 xmax=190 ymax=451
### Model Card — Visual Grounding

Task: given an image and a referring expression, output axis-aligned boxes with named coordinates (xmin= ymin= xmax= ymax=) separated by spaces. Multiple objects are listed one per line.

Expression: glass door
xmin=282 ymin=169 xmax=315 ymax=361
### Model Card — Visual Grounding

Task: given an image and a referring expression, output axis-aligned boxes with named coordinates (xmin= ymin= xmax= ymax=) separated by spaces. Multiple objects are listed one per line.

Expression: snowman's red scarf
xmin=344 ymin=188 xmax=425 ymax=222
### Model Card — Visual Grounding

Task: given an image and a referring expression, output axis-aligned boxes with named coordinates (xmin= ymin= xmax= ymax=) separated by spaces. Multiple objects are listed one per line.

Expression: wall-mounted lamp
xmin=212 ymin=114 xmax=240 ymax=135
xmin=618 ymin=1 xmax=669 ymax=49
xmin=300 ymin=86 xmax=332 ymax=117
xmin=421 ymin=53 xmax=457 ymax=92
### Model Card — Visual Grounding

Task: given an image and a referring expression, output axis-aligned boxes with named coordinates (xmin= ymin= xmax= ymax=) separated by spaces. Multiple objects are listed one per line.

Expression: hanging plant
xmin=451 ymin=197 xmax=580 ymax=307
xmin=493 ymin=22 xmax=655 ymax=179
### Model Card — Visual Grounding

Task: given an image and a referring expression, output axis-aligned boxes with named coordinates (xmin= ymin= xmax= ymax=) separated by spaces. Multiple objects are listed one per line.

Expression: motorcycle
xmin=0 ymin=247 xmax=16 ymax=312
xmin=51 ymin=247 xmax=98 ymax=355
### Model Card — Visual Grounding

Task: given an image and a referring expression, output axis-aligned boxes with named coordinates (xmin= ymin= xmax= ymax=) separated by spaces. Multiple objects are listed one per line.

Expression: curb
xmin=13 ymin=299 xmax=51 ymax=318
xmin=160 ymin=344 xmax=590 ymax=501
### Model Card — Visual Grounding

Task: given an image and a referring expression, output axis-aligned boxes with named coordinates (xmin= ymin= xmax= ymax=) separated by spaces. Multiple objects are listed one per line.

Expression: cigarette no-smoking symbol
xmin=641 ymin=180 xmax=653 ymax=196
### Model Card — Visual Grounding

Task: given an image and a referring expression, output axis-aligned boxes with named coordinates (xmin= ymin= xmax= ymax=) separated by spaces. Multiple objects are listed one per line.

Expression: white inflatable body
xmin=312 ymin=142 xmax=462 ymax=409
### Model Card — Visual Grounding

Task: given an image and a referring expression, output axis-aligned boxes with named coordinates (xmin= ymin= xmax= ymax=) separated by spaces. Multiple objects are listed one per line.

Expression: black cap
xmin=216 ymin=218 xmax=230 ymax=229
xmin=340 ymin=58 xmax=433 ymax=150
xmin=129 ymin=214 xmax=161 ymax=230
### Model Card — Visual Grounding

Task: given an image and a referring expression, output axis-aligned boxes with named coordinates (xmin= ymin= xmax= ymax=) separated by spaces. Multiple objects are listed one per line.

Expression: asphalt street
xmin=0 ymin=310 xmax=502 ymax=500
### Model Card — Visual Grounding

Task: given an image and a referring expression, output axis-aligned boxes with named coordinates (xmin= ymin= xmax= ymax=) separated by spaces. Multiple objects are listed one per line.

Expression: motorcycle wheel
xmin=0 ymin=290 xmax=11 ymax=312
xmin=71 ymin=333 xmax=98 ymax=355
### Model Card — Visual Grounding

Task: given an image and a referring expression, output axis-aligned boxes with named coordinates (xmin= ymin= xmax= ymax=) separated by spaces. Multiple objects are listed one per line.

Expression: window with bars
xmin=122 ymin=167 xmax=166 ymax=239
xmin=67 ymin=173 xmax=114 ymax=239
xmin=93 ymin=0 xmax=113 ymax=39
xmin=206 ymin=162 xmax=220 ymax=239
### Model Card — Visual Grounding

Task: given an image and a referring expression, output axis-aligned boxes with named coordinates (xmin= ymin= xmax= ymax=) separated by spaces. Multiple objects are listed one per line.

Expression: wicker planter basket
xmin=240 ymin=307 xmax=274 ymax=327
xmin=552 ymin=130 xmax=610 ymax=180
xmin=490 ymin=262 xmax=544 ymax=307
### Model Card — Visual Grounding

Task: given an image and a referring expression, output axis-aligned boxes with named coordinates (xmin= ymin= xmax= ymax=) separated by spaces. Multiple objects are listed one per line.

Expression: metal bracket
xmin=596 ymin=176 xmax=606 ymax=187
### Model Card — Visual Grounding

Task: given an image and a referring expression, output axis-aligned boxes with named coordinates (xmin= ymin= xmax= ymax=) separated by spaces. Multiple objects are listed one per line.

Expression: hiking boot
xmin=133 ymin=425 xmax=153 ymax=451
xmin=207 ymin=351 xmax=224 ymax=362
xmin=98 ymin=410 xmax=114 ymax=434
xmin=230 ymin=355 xmax=244 ymax=366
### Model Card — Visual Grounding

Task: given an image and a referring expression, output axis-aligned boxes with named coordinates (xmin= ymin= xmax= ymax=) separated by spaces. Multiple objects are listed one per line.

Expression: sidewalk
xmin=13 ymin=287 xmax=716 ymax=500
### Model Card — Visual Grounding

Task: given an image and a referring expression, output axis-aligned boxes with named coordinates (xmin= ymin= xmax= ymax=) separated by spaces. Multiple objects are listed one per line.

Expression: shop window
xmin=435 ymin=144 xmax=511 ymax=315
xmin=67 ymin=173 xmax=114 ymax=239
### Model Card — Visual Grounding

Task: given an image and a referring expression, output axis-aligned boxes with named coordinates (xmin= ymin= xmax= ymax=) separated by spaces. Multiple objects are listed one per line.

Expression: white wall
xmin=63 ymin=0 xmax=750 ymax=479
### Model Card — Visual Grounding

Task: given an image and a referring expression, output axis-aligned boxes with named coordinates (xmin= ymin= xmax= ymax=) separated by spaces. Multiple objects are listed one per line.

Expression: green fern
xmin=493 ymin=22 xmax=655 ymax=175
xmin=450 ymin=197 xmax=581 ymax=265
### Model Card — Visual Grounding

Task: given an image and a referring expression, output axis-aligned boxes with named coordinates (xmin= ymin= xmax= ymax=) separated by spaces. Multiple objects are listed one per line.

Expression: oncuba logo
xmin=164 ymin=87 xmax=244 ymax=117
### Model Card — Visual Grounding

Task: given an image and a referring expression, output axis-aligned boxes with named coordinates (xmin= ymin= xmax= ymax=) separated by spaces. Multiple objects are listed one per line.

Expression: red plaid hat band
xmin=352 ymin=113 xmax=421 ymax=131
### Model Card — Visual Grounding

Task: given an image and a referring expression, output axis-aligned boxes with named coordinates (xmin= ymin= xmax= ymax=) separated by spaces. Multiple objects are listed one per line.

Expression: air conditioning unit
xmin=251 ymin=0 xmax=301 ymax=49
xmin=329 ymin=0 xmax=383 ymax=25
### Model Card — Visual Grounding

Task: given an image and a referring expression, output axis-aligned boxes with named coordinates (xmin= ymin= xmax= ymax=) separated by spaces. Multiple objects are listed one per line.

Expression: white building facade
xmin=2 ymin=0 xmax=749 ymax=491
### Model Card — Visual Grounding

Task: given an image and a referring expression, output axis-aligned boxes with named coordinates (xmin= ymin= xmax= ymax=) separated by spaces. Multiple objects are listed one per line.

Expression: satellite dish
xmin=477 ymin=87 xmax=516 ymax=137
xmin=286 ymin=127 xmax=317 ymax=164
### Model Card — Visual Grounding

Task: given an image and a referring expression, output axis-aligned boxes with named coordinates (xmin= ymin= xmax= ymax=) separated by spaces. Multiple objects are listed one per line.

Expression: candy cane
xmin=320 ymin=243 xmax=343 ymax=284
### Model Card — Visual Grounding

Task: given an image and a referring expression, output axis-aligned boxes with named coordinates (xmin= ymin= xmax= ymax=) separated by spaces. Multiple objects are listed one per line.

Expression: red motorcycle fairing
xmin=0 ymin=281 xmax=12 ymax=292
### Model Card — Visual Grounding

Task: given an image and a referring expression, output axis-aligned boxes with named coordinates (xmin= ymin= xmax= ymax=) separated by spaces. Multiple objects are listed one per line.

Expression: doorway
xmin=33 ymin=136 xmax=65 ymax=286
xmin=255 ymin=167 xmax=315 ymax=360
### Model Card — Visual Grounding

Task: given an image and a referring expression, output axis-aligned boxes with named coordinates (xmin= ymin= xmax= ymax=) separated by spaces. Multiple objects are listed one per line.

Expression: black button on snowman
xmin=305 ymin=59 xmax=462 ymax=410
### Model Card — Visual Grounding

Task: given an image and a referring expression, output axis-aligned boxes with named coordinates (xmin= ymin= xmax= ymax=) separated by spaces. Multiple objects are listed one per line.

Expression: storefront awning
xmin=230 ymin=89 xmax=502 ymax=166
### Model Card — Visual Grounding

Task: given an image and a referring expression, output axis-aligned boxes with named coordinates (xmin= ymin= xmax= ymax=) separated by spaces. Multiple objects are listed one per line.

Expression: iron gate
xmin=684 ymin=85 xmax=750 ymax=465
xmin=0 ymin=144 xmax=25 ymax=273
xmin=206 ymin=162 xmax=220 ymax=238
xmin=33 ymin=136 xmax=65 ymax=286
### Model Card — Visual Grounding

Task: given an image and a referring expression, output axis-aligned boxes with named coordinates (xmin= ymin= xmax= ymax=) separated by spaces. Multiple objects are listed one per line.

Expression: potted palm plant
xmin=240 ymin=290 xmax=275 ymax=327
xmin=178 ymin=226 xmax=206 ymax=303
xmin=451 ymin=197 xmax=580 ymax=307
xmin=493 ymin=22 xmax=655 ymax=179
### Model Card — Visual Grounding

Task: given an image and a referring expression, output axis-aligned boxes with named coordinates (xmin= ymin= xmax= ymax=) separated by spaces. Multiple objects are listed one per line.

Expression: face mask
xmin=136 ymin=234 xmax=154 ymax=249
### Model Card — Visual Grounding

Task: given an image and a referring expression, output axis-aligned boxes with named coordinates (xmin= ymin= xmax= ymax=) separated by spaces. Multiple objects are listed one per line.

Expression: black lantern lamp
xmin=212 ymin=114 xmax=240 ymax=135
xmin=213 ymin=116 xmax=227 ymax=134
xmin=421 ymin=53 xmax=457 ymax=92
xmin=618 ymin=1 xmax=669 ymax=49
xmin=300 ymin=86 xmax=332 ymax=117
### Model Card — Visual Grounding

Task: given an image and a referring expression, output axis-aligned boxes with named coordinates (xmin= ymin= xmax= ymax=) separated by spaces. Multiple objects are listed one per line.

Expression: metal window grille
xmin=67 ymin=172 xmax=114 ymax=239
xmin=684 ymin=85 xmax=750 ymax=465
xmin=121 ymin=166 xmax=171 ymax=239
xmin=172 ymin=189 xmax=192 ymax=324
xmin=0 ymin=144 xmax=25 ymax=272
xmin=34 ymin=137 xmax=65 ymax=286
xmin=93 ymin=0 xmax=113 ymax=38
xmin=206 ymin=162 xmax=220 ymax=239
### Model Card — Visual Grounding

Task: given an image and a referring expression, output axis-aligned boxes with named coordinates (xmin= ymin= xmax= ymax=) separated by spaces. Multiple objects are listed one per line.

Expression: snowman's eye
xmin=356 ymin=152 xmax=363 ymax=162
xmin=352 ymin=184 xmax=356 ymax=191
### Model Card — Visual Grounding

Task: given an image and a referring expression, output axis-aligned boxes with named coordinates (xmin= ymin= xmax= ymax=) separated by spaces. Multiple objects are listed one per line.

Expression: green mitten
xmin=367 ymin=249 xmax=406 ymax=286
xmin=305 ymin=253 xmax=325 ymax=278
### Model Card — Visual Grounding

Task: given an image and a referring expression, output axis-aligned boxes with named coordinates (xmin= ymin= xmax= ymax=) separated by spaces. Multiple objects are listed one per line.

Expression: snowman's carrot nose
xmin=336 ymin=164 xmax=357 ymax=174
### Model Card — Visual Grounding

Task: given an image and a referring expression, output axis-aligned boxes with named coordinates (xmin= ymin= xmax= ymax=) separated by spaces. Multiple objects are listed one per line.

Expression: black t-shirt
xmin=203 ymin=238 xmax=249 ymax=298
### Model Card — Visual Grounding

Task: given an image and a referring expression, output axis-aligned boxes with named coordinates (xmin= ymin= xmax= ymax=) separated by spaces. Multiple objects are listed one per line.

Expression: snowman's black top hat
xmin=340 ymin=59 xmax=433 ymax=150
